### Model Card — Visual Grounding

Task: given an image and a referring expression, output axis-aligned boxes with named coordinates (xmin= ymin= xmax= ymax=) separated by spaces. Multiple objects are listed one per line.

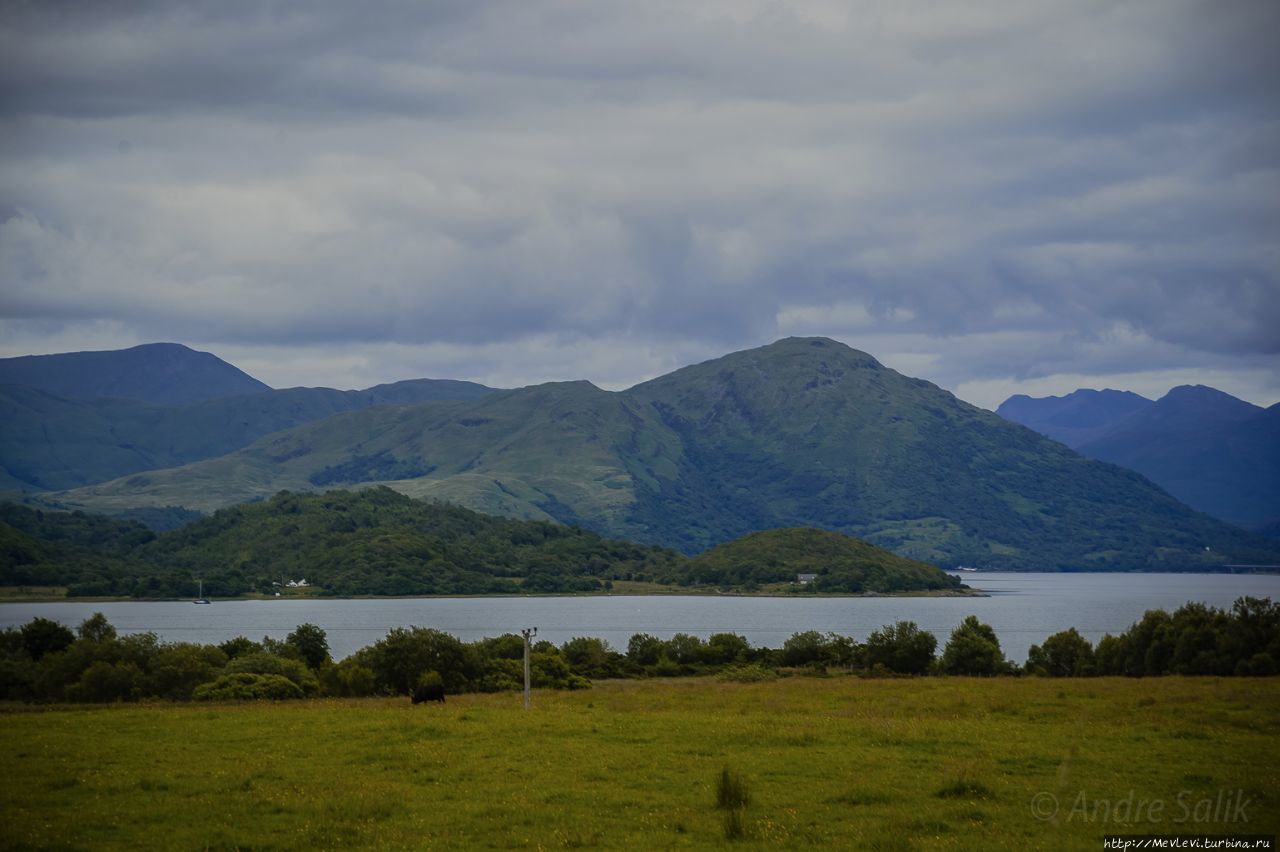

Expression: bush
xmin=320 ymin=658 xmax=377 ymax=697
xmin=225 ymin=652 xmax=319 ymax=696
xmin=147 ymin=643 xmax=228 ymax=700
xmin=194 ymin=672 xmax=304 ymax=701
xmin=716 ymin=664 xmax=776 ymax=683
xmin=67 ymin=660 xmax=142 ymax=702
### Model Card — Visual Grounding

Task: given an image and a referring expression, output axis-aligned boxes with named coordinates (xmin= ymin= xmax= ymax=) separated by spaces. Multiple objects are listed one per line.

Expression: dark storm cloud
xmin=1 ymin=0 xmax=1277 ymax=403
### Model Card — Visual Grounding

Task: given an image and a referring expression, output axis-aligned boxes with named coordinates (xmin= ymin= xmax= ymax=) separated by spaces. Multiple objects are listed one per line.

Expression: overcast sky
xmin=2 ymin=0 xmax=1277 ymax=409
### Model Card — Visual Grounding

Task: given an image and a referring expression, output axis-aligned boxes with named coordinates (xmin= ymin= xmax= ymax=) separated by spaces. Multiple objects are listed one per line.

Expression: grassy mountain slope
xmin=46 ymin=338 xmax=1280 ymax=571
xmin=685 ymin=528 xmax=962 ymax=592
xmin=1 ymin=379 xmax=492 ymax=492
xmin=49 ymin=381 xmax=681 ymax=539
xmin=0 ymin=343 xmax=270 ymax=404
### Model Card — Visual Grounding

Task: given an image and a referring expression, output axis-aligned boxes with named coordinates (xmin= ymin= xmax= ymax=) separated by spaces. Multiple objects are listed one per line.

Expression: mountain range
xmin=9 ymin=337 xmax=1277 ymax=572
xmin=1 ymin=344 xmax=492 ymax=494
xmin=0 ymin=343 xmax=271 ymax=404
xmin=997 ymin=387 xmax=1280 ymax=530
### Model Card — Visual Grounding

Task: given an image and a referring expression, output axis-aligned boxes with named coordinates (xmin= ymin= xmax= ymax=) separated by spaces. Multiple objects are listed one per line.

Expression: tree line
xmin=1 ymin=596 xmax=1274 ymax=703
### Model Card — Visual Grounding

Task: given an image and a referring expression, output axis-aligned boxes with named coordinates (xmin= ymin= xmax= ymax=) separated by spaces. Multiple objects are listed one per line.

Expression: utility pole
xmin=521 ymin=627 xmax=538 ymax=709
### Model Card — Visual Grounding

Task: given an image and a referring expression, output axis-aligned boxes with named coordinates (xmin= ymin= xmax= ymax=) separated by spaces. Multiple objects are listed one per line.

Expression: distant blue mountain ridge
xmin=0 ymin=342 xmax=271 ymax=404
xmin=0 ymin=343 xmax=494 ymax=493
xmin=997 ymin=386 xmax=1280 ymax=532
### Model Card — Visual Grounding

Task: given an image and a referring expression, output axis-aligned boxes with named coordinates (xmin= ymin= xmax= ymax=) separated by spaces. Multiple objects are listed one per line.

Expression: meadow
xmin=2 ymin=676 xmax=1277 ymax=850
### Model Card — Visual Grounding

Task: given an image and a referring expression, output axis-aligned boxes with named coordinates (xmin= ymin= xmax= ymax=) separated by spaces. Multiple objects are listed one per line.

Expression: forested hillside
xmin=1 ymin=489 xmax=682 ymax=597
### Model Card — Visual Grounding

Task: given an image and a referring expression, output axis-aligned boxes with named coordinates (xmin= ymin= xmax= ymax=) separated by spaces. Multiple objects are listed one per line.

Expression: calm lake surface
xmin=3 ymin=572 xmax=1278 ymax=662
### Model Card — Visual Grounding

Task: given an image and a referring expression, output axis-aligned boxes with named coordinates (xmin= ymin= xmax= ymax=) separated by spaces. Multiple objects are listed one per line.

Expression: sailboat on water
xmin=193 ymin=580 xmax=211 ymax=605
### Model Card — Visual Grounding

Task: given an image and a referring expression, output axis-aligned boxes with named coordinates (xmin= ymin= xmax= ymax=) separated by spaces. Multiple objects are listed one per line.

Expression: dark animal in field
xmin=412 ymin=683 xmax=445 ymax=704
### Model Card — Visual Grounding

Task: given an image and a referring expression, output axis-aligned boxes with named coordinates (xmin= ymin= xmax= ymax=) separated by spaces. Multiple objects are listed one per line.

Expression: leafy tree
xmin=78 ymin=612 xmax=117 ymax=643
xmin=531 ymin=650 xmax=589 ymax=689
xmin=1093 ymin=634 xmax=1126 ymax=676
xmin=218 ymin=636 xmax=263 ymax=660
xmin=667 ymin=633 xmax=705 ymax=666
xmin=0 ymin=659 xmax=36 ymax=700
xmin=781 ymin=631 xmax=829 ymax=667
xmin=939 ymin=616 xmax=1011 ymax=676
xmin=1026 ymin=628 xmax=1095 ymax=677
xmin=476 ymin=633 xmax=525 ymax=660
xmin=561 ymin=637 xmax=620 ymax=679
xmin=20 ymin=617 xmax=74 ymax=660
xmin=356 ymin=626 xmax=478 ymax=694
xmin=285 ymin=623 xmax=330 ymax=670
xmin=320 ymin=658 xmax=378 ymax=697
xmin=1167 ymin=602 xmax=1232 ymax=675
xmin=864 ymin=620 xmax=936 ymax=675
xmin=705 ymin=633 xmax=752 ymax=665
xmin=626 ymin=633 xmax=664 ymax=666
xmin=825 ymin=633 xmax=862 ymax=669
xmin=476 ymin=657 xmax=523 ymax=692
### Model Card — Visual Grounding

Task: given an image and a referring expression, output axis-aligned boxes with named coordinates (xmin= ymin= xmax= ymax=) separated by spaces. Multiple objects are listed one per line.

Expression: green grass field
xmin=2 ymin=677 xmax=1277 ymax=850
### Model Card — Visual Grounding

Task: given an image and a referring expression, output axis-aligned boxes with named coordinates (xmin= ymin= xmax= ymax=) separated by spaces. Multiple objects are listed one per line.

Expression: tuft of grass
xmin=715 ymin=766 xmax=751 ymax=810
xmin=829 ymin=789 xmax=893 ymax=807
xmin=722 ymin=808 xmax=749 ymax=841
xmin=935 ymin=776 xmax=995 ymax=800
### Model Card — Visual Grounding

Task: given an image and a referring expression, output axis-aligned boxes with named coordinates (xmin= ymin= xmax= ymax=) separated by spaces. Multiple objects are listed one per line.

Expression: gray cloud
xmin=1 ymin=0 xmax=1277 ymax=406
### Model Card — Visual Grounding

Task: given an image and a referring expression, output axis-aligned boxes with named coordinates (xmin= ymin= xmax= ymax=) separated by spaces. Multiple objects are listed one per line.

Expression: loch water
xmin=3 ymin=572 xmax=1278 ymax=663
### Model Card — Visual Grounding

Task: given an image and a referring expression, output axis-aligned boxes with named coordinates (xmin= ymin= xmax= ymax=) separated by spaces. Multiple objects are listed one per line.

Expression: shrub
xmin=194 ymin=672 xmax=304 ymax=701
xmin=225 ymin=652 xmax=319 ymax=696
xmin=67 ymin=660 xmax=142 ymax=703
xmin=716 ymin=664 xmax=777 ymax=683
xmin=320 ymin=658 xmax=377 ymax=697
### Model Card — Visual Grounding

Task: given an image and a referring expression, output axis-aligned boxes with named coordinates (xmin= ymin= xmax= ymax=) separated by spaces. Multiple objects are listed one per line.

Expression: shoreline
xmin=0 ymin=587 xmax=987 ymax=604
